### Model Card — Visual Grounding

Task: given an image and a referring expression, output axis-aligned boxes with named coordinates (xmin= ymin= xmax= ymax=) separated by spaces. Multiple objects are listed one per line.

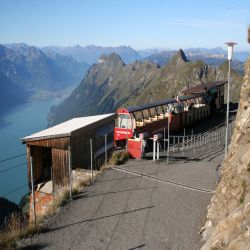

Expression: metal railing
xmin=150 ymin=117 xmax=235 ymax=161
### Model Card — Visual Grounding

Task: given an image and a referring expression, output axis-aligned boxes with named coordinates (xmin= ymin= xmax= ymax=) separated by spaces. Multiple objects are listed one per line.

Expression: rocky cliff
xmin=201 ymin=30 xmax=250 ymax=249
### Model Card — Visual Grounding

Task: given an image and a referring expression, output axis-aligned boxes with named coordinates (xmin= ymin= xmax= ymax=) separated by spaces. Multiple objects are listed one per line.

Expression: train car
xmin=114 ymin=94 xmax=205 ymax=149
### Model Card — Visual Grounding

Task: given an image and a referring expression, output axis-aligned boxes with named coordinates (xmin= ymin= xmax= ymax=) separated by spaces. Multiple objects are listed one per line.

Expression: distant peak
xmin=177 ymin=49 xmax=188 ymax=62
xmin=98 ymin=53 xmax=125 ymax=66
xmin=168 ymin=49 xmax=189 ymax=67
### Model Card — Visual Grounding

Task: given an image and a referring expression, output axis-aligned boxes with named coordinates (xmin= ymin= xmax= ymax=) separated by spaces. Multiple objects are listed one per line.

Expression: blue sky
xmin=0 ymin=0 xmax=249 ymax=50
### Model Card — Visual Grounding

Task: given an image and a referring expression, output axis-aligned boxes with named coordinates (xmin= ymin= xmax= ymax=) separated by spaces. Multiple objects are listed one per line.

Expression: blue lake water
xmin=0 ymin=100 xmax=53 ymax=204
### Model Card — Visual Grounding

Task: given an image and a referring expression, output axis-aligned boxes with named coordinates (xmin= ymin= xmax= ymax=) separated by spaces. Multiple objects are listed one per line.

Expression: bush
xmin=0 ymin=212 xmax=38 ymax=249
xmin=109 ymin=151 xmax=130 ymax=165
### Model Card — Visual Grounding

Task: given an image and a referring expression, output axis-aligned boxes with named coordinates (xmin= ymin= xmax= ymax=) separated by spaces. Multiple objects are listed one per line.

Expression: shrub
xmin=0 ymin=212 xmax=39 ymax=249
xmin=109 ymin=150 xmax=130 ymax=165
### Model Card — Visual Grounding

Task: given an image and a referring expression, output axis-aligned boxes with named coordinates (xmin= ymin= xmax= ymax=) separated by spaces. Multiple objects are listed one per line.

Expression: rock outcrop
xmin=201 ymin=28 xmax=250 ymax=249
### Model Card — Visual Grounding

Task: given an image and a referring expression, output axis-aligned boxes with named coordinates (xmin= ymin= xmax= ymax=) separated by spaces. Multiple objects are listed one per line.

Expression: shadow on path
xmin=41 ymin=206 xmax=155 ymax=234
xmin=74 ymin=187 xmax=156 ymax=200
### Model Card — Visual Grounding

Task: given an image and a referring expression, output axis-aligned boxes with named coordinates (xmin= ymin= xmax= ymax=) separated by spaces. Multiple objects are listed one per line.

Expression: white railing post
xmin=157 ymin=141 xmax=160 ymax=160
xmin=153 ymin=139 xmax=156 ymax=161
xmin=167 ymin=116 xmax=170 ymax=164
xmin=68 ymin=146 xmax=72 ymax=200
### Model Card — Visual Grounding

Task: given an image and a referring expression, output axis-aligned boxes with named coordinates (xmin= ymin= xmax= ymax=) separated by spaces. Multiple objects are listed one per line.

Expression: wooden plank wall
xmin=52 ymin=148 xmax=69 ymax=186
xmin=27 ymin=137 xmax=69 ymax=150
xmin=26 ymin=137 xmax=70 ymax=187
xmin=71 ymin=132 xmax=94 ymax=170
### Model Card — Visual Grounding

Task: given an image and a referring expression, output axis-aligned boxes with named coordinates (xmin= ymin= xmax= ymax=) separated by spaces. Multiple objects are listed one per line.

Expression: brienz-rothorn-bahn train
xmin=114 ymin=81 xmax=226 ymax=159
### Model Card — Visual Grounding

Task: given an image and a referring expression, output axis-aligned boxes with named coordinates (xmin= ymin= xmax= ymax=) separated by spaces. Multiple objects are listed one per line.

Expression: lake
xmin=0 ymin=100 xmax=53 ymax=204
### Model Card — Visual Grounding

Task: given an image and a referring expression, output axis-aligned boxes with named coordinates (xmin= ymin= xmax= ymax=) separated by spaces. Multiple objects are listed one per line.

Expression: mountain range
xmin=48 ymin=49 xmax=243 ymax=126
xmin=143 ymin=49 xmax=246 ymax=74
xmin=0 ymin=43 xmax=246 ymax=118
xmin=0 ymin=43 xmax=90 ymax=114
xmin=42 ymin=45 xmax=142 ymax=64
xmin=1 ymin=43 xmax=89 ymax=91
xmin=42 ymin=45 xmax=249 ymax=67
xmin=0 ymin=72 xmax=28 ymax=115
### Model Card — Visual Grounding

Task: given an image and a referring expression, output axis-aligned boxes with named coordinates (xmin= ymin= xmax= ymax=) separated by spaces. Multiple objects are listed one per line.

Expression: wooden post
xmin=167 ymin=115 xmax=170 ymax=164
xmin=126 ymin=119 xmax=128 ymax=150
xmin=163 ymin=127 xmax=166 ymax=152
xmin=51 ymin=163 xmax=54 ymax=196
xmin=68 ymin=146 xmax=72 ymax=200
xmin=90 ymin=139 xmax=93 ymax=181
xmin=30 ymin=156 xmax=36 ymax=226
xmin=105 ymin=134 xmax=107 ymax=167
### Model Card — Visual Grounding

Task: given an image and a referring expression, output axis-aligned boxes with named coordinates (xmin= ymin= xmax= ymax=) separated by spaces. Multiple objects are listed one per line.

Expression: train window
xmin=116 ymin=114 xmax=132 ymax=129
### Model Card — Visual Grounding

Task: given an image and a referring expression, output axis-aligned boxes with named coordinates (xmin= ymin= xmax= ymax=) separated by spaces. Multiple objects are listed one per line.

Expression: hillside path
xmin=20 ymin=148 xmax=223 ymax=250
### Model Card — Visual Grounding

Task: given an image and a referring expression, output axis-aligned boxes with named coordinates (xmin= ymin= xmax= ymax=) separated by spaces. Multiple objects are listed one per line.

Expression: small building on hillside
xmin=22 ymin=113 xmax=116 ymax=189
xmin=182 ymin=81 xmax=227 ymax=111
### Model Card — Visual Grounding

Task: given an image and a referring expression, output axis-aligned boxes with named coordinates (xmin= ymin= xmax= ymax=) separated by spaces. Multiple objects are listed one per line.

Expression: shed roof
xmin=182 ymin=81 xmax=227 ymax=95
xmin=22 ymin=113 xmax=115 ymax=142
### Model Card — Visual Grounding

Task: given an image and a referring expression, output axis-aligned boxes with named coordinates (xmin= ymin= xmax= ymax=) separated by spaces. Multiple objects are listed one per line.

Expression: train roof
xmin=126 ymin=93 xmax=204 ymax=113
xmin=182 ymin=81 xmax=227 ymax=95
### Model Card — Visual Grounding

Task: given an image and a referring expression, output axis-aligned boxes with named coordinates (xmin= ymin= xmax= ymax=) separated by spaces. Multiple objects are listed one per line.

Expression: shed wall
xmin=52 ymin=148 xmax=69 ymax=186
xmin=71 ymin=131 xmax=93 ymax=170
xmin=27 ymin=137 xmax=69 ymax=150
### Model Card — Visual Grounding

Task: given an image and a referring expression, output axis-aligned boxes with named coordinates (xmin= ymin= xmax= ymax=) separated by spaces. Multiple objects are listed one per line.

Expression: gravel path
xmin=20 ymin=147 xmax=222 ymax=250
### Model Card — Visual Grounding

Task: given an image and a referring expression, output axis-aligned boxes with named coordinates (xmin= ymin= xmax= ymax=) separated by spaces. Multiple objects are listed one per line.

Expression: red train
xmin=115 ymin=99 xmax=215 ymax=159
xmin=113 ymin=81 xmax=226 ymax=158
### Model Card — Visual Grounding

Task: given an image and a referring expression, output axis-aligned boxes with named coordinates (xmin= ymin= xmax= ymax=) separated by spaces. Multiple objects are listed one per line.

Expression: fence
xmin=149 ymin=117 xmax=235 ymax=162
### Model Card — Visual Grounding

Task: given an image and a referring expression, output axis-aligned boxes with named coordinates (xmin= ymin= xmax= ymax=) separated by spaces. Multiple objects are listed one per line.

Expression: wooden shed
xmin=22 ymin=113 xmax=116 ymax=188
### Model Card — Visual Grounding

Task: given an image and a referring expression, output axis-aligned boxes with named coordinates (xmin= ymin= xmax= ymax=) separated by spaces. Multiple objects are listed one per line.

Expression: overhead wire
xmin=0 ymin=153 xmax=26 ymax=163
xmin=0 ymin=162 xmax=27 ymax=174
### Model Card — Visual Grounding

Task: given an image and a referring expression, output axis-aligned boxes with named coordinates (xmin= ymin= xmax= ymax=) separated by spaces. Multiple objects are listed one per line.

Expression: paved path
xmin=20 ymin=146 xmax=223 ymax=250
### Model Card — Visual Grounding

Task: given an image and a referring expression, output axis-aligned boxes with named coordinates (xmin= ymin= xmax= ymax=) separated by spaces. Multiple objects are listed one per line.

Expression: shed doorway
xmin=41 ymin=147 xmax=52 ymax=182
xmin=31 ymin=146 xmax=52 ymax=186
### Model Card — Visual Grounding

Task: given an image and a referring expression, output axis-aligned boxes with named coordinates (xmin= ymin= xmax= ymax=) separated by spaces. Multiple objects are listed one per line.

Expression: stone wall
xmin=201 ymin=28 xmax=250 ymax=249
